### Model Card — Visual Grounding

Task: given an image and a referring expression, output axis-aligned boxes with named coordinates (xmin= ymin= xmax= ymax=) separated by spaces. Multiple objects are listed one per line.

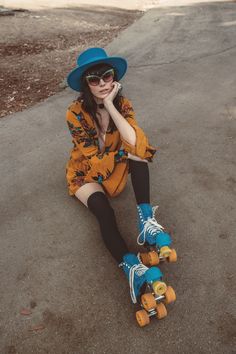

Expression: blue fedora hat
xmin=67 ymin=47 xmax=128 ymax=92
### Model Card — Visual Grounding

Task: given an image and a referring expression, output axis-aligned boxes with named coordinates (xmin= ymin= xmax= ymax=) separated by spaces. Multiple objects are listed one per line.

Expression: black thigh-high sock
xmin=129 ymin=160 xmax=150 ymax=204
xmin=87 ymin=191 xmax=129 ymax=264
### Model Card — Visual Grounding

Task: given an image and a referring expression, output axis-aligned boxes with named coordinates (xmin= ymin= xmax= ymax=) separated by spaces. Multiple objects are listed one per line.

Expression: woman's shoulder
xmin=67 ymin=98 xmax=84 ymax=113
xmin=121 ymin=95 xmax=132 ymax=105
xmin=121 ymin=96 xmax=135 ymax=119
xmin=121 ymin=96 xmax=134 ymax=111
xmin=66 ymin=98 xmax=86 ymax=124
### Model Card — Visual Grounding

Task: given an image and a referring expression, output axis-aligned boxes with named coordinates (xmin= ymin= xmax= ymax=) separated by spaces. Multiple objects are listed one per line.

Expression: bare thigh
xmin=75 ymin=182 xmax=105 ymax=208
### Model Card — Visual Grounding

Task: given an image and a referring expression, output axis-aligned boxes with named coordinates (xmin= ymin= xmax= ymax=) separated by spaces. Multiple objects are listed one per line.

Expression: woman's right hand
xmin=127 ymin=152 xmax=148 ymax=163
xmin=120 ymin=143 xmax=148 ymax=162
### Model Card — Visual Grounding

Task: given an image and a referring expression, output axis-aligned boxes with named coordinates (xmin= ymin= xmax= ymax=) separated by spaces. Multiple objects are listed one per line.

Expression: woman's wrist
xmin=128 ymin=152 xmax=148 ymax=162
xmin=103 ymin=100 xmax=114 ymax=111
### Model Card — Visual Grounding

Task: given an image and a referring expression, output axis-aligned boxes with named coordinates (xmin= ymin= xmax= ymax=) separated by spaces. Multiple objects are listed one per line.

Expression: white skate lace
xmin=129 ymin=263 xmax=149 ymax=304
xmin=137 ymin=205 xmax=165 ymax=246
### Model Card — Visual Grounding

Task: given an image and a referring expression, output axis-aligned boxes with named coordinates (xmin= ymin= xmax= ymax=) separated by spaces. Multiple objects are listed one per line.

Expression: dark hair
xmin=76 ymin=62 xmax=124 ymax=132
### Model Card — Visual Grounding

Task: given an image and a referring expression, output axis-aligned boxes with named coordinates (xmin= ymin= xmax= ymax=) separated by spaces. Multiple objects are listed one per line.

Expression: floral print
xmin=65 ymin=97 xmax=157 ymax=197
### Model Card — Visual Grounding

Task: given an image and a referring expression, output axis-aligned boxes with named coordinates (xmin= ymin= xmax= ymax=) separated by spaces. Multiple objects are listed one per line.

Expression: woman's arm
xmin=106 ymin=105 xmax=147 ymax=163
xmin=120 ymin=143 xmax=148 ymax=163
xmin=106 ymin=104 xmax=148 ymax=162
xmin=104 ymin=87 xmax=157 ymax=162
xmin=103 ymin=82 xmax=137 ymax=146
xmin=105 ymin=100 xmax=137 ymax=146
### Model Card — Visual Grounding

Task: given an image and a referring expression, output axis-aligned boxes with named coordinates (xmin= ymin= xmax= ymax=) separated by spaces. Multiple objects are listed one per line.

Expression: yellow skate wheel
xmin=159 ymin=246 xmax=171 ymax=258
xmin=156 ymin=303 xmax=167 ymax=320
xmin=168 ymin=249 xmax=177 ymax=263
xmin=141 ymin=293 xmax=156 ymax=311
xmin=136 ymin=309 xmax=150 ymax=327
xmin=164 ymin=286 xmax=176 ymax=304
xmin=152 ymin=281 xmax=167 ymax=296
xmin=148 ymin=251 xmax=160 ymax=265
xmin=139 ymin=252 xmax=150 ymax=266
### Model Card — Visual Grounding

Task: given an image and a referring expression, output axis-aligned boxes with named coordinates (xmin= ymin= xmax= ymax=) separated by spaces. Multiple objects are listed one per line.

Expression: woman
xmin=66 ymin=47 xmax=172 ymax=315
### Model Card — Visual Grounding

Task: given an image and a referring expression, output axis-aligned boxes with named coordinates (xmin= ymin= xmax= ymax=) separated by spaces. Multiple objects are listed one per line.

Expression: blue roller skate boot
xmin=119 ymin=253 xmax=167 ymax=303
xmin=119 ymin=253 xmax=176 ymax=327
xmin=136 ymin=203 xmax=177 ymax=266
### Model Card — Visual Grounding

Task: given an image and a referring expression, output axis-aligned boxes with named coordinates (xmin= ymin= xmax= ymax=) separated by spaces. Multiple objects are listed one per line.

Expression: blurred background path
xmin=1 ymin=0 xmax=232 ymax=10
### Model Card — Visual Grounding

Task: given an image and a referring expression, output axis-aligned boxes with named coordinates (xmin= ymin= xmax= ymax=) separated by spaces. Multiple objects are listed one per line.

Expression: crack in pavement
xmin=129 ymin=43 xmax=236 ymax=68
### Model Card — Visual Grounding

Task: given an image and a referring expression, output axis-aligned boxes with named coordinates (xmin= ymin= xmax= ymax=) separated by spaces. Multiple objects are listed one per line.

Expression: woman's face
xmin=85 ymin=66 xmax=115 ymax=100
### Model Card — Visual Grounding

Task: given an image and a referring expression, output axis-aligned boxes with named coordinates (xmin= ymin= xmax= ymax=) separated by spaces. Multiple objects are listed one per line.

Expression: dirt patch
xmin=0 ymin=6 xmax=143 ymax=118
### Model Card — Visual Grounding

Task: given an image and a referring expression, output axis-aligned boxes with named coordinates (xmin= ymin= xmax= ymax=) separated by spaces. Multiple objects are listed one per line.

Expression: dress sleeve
xmin=120 ymin=98 xmax=158 ymax=162
xmin=66 ymin=107 xmax=128 ymax=184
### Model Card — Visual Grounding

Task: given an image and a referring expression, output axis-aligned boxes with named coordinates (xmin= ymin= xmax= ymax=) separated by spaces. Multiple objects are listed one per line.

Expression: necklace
xmin=98 ymin=103 xmax=104 ymax=109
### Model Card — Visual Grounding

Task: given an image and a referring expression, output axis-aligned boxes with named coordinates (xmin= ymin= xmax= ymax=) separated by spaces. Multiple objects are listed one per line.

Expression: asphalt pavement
xmin=0 ymin=1 xmax=236 ymax=353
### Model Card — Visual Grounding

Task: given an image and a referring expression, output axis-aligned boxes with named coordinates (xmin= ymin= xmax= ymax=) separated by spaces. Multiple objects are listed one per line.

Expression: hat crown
xmin=77 ymin=47 xmax=108 ymax=67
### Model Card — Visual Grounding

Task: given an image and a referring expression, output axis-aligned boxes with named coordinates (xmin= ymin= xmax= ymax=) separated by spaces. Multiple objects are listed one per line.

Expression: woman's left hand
xmin=128 ymin=152 xmax=148 ymax=163
xmin=103 ymin=82 xmax=121 ymax=106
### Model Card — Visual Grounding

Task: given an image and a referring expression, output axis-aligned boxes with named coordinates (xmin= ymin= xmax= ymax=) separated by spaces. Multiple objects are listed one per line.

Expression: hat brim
xmin=67 ymin=57 xmax=127 ymax=92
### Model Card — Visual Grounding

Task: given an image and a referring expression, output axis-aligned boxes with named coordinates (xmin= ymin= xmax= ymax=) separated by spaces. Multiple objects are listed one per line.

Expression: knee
xmin=129 ymin=159 xmax=149 ymax=172
xmin=87 ymin=191 xmax=114 ymax=217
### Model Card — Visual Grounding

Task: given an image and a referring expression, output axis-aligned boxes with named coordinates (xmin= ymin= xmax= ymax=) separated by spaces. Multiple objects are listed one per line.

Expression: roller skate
xmin=136 ymin=203 xmax=177 ymax=267
xmin=119 ymin=253 xmax=176 ymax=327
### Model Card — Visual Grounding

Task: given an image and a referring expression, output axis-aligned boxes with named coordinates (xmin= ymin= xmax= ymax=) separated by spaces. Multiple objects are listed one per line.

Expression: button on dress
xmin=65 ymin=96 xmax=157 ymax=198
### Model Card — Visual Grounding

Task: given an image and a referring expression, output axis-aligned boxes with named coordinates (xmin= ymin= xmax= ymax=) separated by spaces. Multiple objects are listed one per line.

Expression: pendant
xmin=98 ymin=103 xmax=104 ymax=109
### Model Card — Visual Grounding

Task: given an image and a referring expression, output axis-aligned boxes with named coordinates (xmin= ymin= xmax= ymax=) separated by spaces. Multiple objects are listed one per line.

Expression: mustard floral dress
xmin=66 ymin=96 xmax=157 ymax=198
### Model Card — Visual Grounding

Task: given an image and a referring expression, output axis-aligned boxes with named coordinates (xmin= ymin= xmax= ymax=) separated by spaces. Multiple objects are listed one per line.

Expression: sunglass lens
xmin=103 ymin=70 xmax=114 ymax=82
xmin=87 ymin=76 xmax=100 ymax=86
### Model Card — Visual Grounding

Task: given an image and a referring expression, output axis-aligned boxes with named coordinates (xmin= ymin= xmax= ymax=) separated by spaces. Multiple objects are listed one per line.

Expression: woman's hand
xmin=120 ymin=143 xmax=148 ymax=162
xmin=103 ymin=82 xmax=121 ymax=106
xmin=128 ymin=152 xmax=148 ymax=163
